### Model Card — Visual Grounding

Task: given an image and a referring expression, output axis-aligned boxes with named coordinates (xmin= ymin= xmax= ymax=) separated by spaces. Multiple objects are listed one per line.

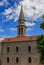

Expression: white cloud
xmin=25 ymin=22 xmax=35 ymax=26
xmin=0 ymin=1 xmax=4 ymax=6
xmin=2 ymin=7 xmax=15 ymax=22
xmin=3 ymin=7 xmax=15 ymax=15
xmin=0 ymin=26 xmax=4 ymax=32
xmin=0 ymin=29 xmax=4 ymax=32
xmin=0 ymin=0 xmax=9 ymax=6
xmin=6 ymin=13 xmax=15 ymax=21
xmin=1 ymin=0 xmax=44 ymax=22
xmin=2 ymin=5 xmax=20 ymax=22
xmin=20 ymin=0 xmax=44 ymax=20
xmin=0 ymin=38 xmax=4 ymax=42
xmin=27 ymin=28 xmax=33 ymax=31
xmin=10 ymin=28 xmax=17 ymax=31
xmin=4 ymin=8 xmax=13 ymax=15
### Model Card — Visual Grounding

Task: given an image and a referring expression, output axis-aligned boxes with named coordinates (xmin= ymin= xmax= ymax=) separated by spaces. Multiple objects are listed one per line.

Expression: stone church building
xmin=1 ymin=6 xmax=41 ymax=65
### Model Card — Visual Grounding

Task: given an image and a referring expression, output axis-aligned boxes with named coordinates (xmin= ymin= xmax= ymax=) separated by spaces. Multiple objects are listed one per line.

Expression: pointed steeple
xmin=17 ymin=6 xmax=26 ymax=37
xmin=18 ymin=6 xmax=25 ymax=21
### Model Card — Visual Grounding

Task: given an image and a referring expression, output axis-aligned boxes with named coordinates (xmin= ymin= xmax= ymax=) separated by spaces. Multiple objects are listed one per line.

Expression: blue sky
xmin=0 ymin=0 xmax=44 ymax=41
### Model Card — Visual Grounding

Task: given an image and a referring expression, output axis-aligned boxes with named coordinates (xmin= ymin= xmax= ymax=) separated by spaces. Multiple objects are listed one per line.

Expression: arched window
xmin=7 ymin=47 xmax=9 ymax=53
xmin=16 ymin=47 xmax=18 ymax=52
xmin=28 ymin=57 xmax=31 ymax=63
xmin=28 ymin=46 xmax=31 ymax=52
xmin=19 ymin=28 xmax=20 ymax=35
xmin=21 ymin=28 xmax=23 ymax=35
xmin=7 ymin=57 xmax=9 ymax=62
xmin=16 ymin=57 xmax=19 ymax=63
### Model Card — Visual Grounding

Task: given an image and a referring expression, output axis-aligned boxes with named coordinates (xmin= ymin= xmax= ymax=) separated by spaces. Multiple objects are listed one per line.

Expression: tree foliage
xmin=42 ymin=15 xmax=44 ymax=18
xmin=37 ymin=15 xmax=44 ymax=64
xmin=37 ymin=35 xmax=44 ymax=64
xmin=40 ymin=22 xmax=44 ymax=29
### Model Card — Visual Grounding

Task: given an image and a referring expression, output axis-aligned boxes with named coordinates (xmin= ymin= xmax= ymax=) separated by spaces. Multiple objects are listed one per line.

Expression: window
xmin=7 ymin=57 xmax=9 ymax=62
xmin=21 ymin=28 xmax=23 ymax=35
xmin=28 ymin=46 xmax=31 ymax=52
xmin=28 ymin=57 xmax=31 ymax=63
xmin=16 ymin=57 xmax=19 ymax=63
xmin=20 ymin=22 xmax=24 ymax=24
xmin=7 ymin=47 xmax=9 ymax=53
xmin=20 ymin=22 xmax=22 ymax=24
xmin=16 ymin=47 xmax=18 ymax=52
xmin=19 ymin=28 xmax=20 ymax=35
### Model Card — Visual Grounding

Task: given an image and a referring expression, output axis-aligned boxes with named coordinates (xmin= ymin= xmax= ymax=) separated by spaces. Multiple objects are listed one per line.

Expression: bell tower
xmin=17 ymin=6 xmax=26 ymax=37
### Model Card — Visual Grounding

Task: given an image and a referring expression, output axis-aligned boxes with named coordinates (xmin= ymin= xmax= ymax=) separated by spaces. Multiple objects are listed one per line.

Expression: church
xmin=1 ymin=6 xmax=41 ymax=65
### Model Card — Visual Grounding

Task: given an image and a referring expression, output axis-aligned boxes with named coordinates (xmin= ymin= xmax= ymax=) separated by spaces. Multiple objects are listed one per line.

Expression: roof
xmin=18 ymin=6 xmax=25 ymax=21
xmin=2 ymin=36 xmax=39 ymax=43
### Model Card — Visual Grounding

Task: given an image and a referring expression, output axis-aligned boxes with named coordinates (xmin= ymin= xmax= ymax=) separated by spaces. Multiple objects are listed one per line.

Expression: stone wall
xmin=1 ymin=40 xmax=41 ymax=65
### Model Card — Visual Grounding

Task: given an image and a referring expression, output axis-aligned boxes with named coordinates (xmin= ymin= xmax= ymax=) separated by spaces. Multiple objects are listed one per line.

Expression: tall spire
xmin=18 ymin=6 xmax=25 ymax=21
xmin=17 ymin=6 xmax=26 ymax=37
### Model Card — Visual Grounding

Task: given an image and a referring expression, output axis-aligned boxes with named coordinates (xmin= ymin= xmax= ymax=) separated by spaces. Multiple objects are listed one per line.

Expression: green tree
xmin=37 ymin=35 xmax=44 ymax=64
xmin=37 ymin=15 xmax=44 ymax=64
xmin=40 ymin=22 xmax=44 ymax=29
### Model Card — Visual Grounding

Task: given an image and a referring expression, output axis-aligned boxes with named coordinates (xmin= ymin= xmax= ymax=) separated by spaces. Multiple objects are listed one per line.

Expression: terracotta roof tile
xmin=2 ymin=36 xmax=39 ymax=43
